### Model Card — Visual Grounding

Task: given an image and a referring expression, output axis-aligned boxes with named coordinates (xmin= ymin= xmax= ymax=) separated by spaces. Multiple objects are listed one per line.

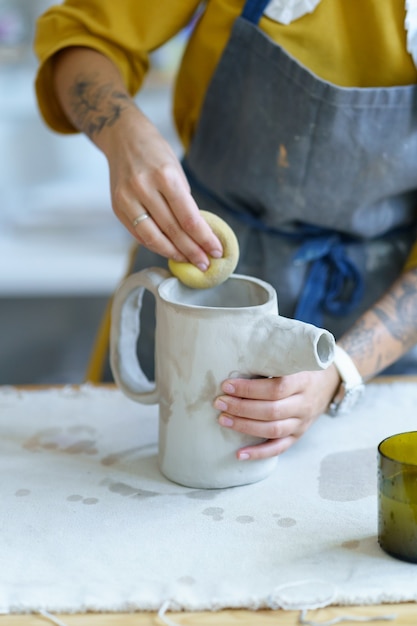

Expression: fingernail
xmin=197 ymin=262 xmax=209 ymax=272
xmin=222 ymin=383 xmax=235 ymax=394
xmin=219 ymin=415 xmax=234 ymax=427
xmin=214 ymin=399 xmax=228 ymax=411
xmin=210 ymin=249 xmax=223 ymax=259
xmin=238 ymin=452 xmax=251 ymax=461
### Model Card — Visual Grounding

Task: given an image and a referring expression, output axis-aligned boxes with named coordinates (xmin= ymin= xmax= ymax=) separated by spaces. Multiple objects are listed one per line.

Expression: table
xmin=3 ymin=380 xmax=416 ymax=626
xmin=1 ymin=603 xmax=416 ymax=625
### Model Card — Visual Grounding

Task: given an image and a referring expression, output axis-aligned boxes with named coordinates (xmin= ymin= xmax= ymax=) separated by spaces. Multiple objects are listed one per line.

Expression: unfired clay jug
xmin=110 ymin=268 xmax=335 ymax=489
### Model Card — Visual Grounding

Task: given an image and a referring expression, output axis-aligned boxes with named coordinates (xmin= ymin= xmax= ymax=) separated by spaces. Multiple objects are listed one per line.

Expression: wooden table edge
xmin=1 ymin=602 xmax=416 ymax=625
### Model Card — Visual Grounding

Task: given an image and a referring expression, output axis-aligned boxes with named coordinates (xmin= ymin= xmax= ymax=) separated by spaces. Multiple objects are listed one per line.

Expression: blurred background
xmin=0 ymin=1 xmax=184 ymax=384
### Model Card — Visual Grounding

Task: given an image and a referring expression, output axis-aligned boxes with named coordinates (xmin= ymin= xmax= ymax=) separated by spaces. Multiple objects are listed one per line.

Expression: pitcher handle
xmin=110 ymin=267 xmax=170 ymax=404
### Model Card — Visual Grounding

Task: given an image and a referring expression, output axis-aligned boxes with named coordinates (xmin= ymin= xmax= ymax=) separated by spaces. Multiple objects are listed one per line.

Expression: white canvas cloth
xmin=1 ymin=383 xmax=417 ymax=614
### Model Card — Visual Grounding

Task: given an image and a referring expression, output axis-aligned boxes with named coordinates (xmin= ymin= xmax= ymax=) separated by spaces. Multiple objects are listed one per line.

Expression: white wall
xmin=0 ymin=1 xmax=182 ymax=383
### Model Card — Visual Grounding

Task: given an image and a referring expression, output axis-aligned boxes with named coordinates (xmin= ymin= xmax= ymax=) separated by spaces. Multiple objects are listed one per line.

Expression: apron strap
xmin=241 ymin=0 xmax=271 ymax=24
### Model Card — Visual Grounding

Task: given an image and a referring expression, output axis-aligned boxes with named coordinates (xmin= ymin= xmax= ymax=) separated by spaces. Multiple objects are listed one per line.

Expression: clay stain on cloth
xmin=23 ymin=425 xmax=98 ymax=455
xmin=319 ymin=447 xmax=376 ymax=501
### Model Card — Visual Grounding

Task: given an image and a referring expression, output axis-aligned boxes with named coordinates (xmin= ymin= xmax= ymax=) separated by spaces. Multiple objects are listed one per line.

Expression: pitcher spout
xmin=246 ymin=315 xmax=335 ymax=377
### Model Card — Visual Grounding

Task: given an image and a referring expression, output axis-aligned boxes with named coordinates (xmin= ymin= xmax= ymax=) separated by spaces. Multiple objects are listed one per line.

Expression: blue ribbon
xmin=292 ymin=235 xmax=364 ymax=326
xmin=241 ymin=0 xmax=271 ymax=24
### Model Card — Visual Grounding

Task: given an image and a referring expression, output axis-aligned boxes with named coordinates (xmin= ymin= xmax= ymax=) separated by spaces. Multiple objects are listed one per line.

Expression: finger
xmin=214 ymin=392 xmax=300 ymax=422
xmin=221 ymin=375 xmax=303 ymax=401
xmin=237 ymin=436 xmax=297 ymax=460
xmin=119 ymin=190 xmax=187 ymax=261
xmin=139 ymin=160 xmax=223 ymax=257
xmin=121 ymin=181 xmax=223 ymax=267
xmin=218 ymin=412 xmax=300 ymax=440
xmin=137 ymin=188 xmax=222 ymax=269
xmin=119 ymin=207 xmax=187 ymax=262
xmin=159 ymin=169 xmax=223 ymax=257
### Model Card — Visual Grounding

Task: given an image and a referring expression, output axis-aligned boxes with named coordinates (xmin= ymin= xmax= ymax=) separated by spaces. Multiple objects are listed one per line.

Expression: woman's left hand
xmin=214 ymin=367 xmax=340 ymax=460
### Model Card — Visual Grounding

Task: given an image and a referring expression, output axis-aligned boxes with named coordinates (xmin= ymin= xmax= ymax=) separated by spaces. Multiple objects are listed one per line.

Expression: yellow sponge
xmin=168 ymin=211 xmax=240 ymax=289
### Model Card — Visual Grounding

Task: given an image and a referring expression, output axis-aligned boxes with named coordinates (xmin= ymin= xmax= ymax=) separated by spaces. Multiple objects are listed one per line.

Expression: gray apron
xmin=130 ymin=0 xmax=417 ymax=378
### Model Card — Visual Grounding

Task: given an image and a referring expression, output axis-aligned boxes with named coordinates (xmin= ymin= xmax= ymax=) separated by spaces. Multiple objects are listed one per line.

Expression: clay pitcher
xmin=110 ymin=268 xmax=335 ymax=489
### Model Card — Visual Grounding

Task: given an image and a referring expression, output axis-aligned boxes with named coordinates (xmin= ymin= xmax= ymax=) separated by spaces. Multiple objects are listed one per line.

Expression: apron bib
xmin=132 ymin=0 xmax=417 ymax=376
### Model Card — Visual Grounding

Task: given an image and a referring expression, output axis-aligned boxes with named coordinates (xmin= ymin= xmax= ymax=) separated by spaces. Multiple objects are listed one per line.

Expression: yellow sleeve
xmin=34 ymin=0 xmax=201 ymax=134
xmin=404 ymin=240 xmax=417 ymax=271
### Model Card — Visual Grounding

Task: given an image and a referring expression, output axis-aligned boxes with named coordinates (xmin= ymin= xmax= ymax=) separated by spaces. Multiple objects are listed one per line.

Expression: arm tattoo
xmin=341 ymin=317 xmax=381 ymax=365
xmin=338 ymin=269 xmax=417 ymax=376
xmin=69 ymin=73 xmax=130 ymax=138
xmin=373 ymin=268 xmax=417 ymax=345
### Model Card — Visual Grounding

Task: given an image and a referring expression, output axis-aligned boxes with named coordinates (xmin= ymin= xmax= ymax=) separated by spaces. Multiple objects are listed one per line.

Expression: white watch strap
xmin=333 ymin=345 xmax=363 ymax=388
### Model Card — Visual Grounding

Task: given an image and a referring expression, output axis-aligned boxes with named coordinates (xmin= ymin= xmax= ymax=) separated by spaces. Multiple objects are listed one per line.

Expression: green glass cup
xmin=378 ymin=431 xmax=417 ymax=563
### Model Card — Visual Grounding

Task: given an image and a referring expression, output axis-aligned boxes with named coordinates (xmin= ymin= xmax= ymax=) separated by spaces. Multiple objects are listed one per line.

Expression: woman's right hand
xmin=53 ymin=46 xmax=223 ymax=268
xmin=105 ymin=106 xmax=223 ymax=269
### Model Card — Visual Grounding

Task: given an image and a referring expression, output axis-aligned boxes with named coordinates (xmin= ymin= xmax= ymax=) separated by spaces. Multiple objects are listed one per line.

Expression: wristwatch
xmin=327 ymin=345 xmax=365 ymax=417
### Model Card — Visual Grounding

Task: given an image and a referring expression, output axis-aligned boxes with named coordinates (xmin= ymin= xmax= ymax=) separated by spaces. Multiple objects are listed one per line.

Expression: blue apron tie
xmin=182 ymin=158 xmax=364 ymax=327
xmin=293 ymin=235 xmax=364 ymax=327
xmin=241 ymin=0 xmax=271 ymax=24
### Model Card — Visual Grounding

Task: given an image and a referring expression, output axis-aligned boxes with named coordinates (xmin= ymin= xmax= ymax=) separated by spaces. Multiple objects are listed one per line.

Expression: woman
xmin=34 ymin=0 xmax=417 ymax=460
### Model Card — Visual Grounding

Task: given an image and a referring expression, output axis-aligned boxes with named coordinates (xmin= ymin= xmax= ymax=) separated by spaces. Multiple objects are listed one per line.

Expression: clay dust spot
xmin=102 ymin=478 xmax=159 ymax=499
xmin=236 ymin=515 xmax=254 ymax=524
xmin=277 ymin=517 xmax=296 ymax=527
xmin=273 ymin=514 xmax=296 ymax=527
xmin=66 ymin=494 xmax=99 ymax=505
xmin=202 ymin=507 xmax=224 ymax=521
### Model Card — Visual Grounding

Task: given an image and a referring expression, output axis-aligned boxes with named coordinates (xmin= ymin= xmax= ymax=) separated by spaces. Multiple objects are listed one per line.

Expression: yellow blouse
xmin=34 ymin=0 xmax=417 ymax=267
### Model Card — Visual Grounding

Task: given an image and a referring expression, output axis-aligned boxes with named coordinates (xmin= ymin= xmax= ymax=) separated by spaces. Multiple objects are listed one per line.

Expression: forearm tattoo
xmin=69 ymin=73 xmax=130 ymax=138
xmin=373 ymin=268 xmax=417 ymax=345
xmin=340 ymin=269 xmax=417 ymax=375
xmin=341 ymin=317 xmax=383 ymax=370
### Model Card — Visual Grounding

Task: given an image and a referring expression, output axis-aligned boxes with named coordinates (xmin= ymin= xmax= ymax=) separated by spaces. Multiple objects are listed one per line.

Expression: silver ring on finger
xmin=132 ymin=212 xmax=151 ymax=227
